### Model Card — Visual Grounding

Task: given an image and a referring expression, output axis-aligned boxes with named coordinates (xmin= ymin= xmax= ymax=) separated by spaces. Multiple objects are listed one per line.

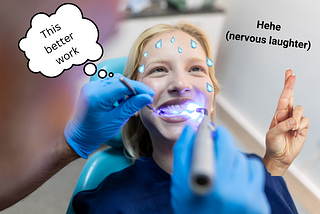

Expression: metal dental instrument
xmin=119 ymin=77 xmax=156 ymax=112
xmin=189 ymin=108 xmax=216 ymax=196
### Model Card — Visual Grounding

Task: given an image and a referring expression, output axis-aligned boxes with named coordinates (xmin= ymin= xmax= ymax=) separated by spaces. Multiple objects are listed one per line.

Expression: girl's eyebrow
xmin=187 ymin=57 xmax=205 ymax=63
xmin=145 ymin=59 xmax=169 ymax=69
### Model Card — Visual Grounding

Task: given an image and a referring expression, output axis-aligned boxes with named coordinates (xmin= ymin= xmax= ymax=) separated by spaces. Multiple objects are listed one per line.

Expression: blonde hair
xmin=122 ymin=21 xmax=220 ymax=159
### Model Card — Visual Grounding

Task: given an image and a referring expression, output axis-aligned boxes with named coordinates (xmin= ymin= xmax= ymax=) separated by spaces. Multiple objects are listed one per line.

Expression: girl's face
xmin=137 ymin=30 xmax=215 ymax=144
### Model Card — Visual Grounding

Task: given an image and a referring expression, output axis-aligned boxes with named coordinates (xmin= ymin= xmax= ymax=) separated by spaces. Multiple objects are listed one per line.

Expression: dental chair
xmin=66 ymin=57 xmax=131 ymax=214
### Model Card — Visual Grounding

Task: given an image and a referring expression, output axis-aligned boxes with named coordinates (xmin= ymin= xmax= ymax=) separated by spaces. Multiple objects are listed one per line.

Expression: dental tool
xmin=119 ymin=77 xmax=156 ymax=112
xmin=189 ymin=108 xmax=216 ymax=196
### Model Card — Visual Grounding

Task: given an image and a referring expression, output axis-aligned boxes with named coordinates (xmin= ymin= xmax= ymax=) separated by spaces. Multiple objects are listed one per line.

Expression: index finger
xmin=120 ymin=75 xmax=155 ymax=96
xmin=285 ymin=69 xmax=295 ymax=115
xmin=284 ymin=69 xmax=293 ymax=85
xmin=215 ymin=126 xmax=237 ymax=167
xmin=173 ymin=125 xmax=196 ymax=172
xmin=98 ymin=74 xmax=155 ymax=106
xmin=276 ymin=71 xmax=296 ymax=112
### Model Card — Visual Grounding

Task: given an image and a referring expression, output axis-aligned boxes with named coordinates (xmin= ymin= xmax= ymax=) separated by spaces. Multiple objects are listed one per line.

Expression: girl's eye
xmin=190 ymin=66 xmax=203 ymax=72
xmin=151 ymin=67 xmax=166 ymax=73
xmin=148 ymin=67 xmax=168 ymax=77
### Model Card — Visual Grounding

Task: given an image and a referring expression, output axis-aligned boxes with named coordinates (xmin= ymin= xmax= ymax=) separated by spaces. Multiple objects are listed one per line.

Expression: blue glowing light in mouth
xmin=157 ymin=102 xmax=201 ymax=120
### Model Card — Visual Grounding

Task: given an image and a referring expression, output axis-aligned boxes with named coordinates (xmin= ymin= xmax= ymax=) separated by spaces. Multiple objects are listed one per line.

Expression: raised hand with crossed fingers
xmin=263 ymin=69 xmax=310 ymax=176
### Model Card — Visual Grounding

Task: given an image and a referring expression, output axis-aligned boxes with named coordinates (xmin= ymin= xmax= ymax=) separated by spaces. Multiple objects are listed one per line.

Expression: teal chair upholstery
xmin=66 ymin=57 xmax=131 ymax=214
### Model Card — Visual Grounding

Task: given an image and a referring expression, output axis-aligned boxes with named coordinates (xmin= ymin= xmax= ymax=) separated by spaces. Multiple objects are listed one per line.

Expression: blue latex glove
xmin=171 ymin=125 xmax=271 ymax=214
xmin=64 ymin=73 xmax=154 ymax=159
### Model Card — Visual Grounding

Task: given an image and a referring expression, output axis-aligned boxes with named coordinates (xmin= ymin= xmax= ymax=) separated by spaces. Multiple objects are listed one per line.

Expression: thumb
xmin=215 ymin=126 xmax=238 ymax=173
xmin=267 ymin=117 xmax=297 ymax=142
xmin=215 ymin=126 xmax=237 ymax=159
xmin=173 ymin=125 xmax=195 ymax=170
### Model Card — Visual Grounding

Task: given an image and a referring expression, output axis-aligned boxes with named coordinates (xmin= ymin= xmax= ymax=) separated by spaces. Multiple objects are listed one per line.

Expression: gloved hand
xmin=171 ymin=125 xmax=271 ymax=214
xmin=64 ymin=73 xmax=155 ymax=159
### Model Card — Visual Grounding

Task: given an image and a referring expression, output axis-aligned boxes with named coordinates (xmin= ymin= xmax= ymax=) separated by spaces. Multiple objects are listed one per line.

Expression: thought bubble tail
xmin=84 ymin=63 xmax=97 ymax=76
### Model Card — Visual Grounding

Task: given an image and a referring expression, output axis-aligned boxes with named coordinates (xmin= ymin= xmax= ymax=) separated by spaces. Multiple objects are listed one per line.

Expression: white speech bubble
xmin=19 ymin=3 xmax=103 ymax=78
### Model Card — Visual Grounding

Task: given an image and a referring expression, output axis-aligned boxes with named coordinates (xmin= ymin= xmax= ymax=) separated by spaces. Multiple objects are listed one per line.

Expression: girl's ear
xmin=134 ymin=111 xmax=139 ymax=117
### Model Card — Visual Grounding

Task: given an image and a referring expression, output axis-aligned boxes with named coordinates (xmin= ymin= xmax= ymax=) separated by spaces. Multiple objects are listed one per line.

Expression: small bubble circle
xmin=109 ymin=72 xmax=114 ymax=77
xmin=84 ymin=63 xmax=97 ymax=76
xmin=98 ymin=69 xmax=107 ymax=79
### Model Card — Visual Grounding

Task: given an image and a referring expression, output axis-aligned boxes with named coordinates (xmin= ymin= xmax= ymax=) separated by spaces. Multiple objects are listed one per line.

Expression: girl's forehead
xmin=146 ymin=31 xmax=198 ymax=49
xmin=142 ymin=30 xmax=206 ymax=61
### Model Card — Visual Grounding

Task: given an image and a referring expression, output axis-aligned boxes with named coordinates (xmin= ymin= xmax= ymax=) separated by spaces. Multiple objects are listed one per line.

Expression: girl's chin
xmin=160 ymin=125 xmax=185 ymax=142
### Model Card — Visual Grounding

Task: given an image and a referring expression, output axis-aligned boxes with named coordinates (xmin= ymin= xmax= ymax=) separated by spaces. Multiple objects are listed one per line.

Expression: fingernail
xmin=286 ymin=68 xmax=291 ymax=71
xmin=292 ymin=74 xmax=296 ymax=77
xmin=287 ymin=118 xmax=297 ymax=128
xmin=293 ymin=130 xmax=297 ymax=138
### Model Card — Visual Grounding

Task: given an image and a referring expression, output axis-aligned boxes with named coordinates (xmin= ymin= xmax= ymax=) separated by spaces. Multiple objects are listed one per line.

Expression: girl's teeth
xmin=158 ymin=103 xmax=196 ymax=116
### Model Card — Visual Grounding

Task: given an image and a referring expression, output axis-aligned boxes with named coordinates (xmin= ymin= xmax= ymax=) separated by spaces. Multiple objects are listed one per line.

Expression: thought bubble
xmin=19 ymin=3 xmax=103 ymax=78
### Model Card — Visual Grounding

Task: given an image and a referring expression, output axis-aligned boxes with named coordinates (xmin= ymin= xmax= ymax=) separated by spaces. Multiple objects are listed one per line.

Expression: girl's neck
xmin=152 ymin=140 xmax=174 ymax=174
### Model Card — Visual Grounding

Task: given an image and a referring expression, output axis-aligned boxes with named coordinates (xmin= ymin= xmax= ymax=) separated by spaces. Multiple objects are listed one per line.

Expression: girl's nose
xmin=167 ymin=70 xmax=192 ymax=94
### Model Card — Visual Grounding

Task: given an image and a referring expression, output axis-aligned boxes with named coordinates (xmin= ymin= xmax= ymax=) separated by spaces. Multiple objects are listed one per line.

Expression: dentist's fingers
xmin=98 ymin=74 xmax=155 ymax=108
xmin=125 ymin=76 xmax=156 ymax=95
xmin=115 ymin=94 xmax=153 ymax=120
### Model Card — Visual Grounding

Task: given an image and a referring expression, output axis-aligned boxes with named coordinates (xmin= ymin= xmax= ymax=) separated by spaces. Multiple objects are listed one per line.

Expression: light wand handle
xmin=189 ymin=110 xmax=216 ymax=196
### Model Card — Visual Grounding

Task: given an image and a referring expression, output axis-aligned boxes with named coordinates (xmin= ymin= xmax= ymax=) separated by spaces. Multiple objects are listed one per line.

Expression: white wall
xmin=215 ymin=0 xmax=320 ymax=190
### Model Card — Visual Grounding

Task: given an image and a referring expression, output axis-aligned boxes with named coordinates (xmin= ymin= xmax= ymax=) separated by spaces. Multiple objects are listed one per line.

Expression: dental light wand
xmin=189 ymin=108 xmax=216 ymax=196
xmin=119 ymin=77 xmax=155 ymax=112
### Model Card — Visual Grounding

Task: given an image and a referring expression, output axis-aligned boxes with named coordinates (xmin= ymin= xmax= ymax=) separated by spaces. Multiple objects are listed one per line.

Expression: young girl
xmin=72 ymin=22 xmax=308 ymax=214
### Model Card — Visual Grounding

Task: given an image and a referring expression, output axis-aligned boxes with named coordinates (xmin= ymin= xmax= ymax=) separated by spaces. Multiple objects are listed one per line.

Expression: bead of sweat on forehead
xmin=138 ymin=38 xmax=164 ymax=73
xmin=191 ymin=39 xmax=197 ymax=48
xmin=139 ymin=41 xmax=214 ymax=73
xmin=167 ymin=36 xmax=213 ymax=66
xmin=188 ymin=38 xmax=214 ymax=67
xmin=155 ymin=39 xmax=162 ymax=49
